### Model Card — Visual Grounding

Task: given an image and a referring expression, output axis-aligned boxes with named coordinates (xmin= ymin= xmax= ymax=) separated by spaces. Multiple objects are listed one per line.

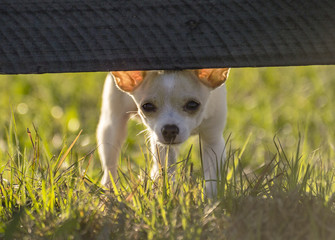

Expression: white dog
xmin=97 ymin=69 xmax=229 ymax=197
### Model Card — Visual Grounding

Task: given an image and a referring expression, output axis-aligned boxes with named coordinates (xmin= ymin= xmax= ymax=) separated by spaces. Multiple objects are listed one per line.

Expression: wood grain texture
xmin=0 ymin=0 xmax=335 ymax=74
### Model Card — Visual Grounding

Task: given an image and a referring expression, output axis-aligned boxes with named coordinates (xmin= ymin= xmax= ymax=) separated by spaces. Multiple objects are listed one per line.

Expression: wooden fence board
xmin=0 ymin=0 xmax=335 ymax=74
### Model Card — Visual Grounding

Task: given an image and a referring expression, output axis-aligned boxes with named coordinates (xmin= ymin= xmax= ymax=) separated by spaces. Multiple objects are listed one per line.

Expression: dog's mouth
xmin=156 ymin=136 xmax=184 ymax=145
xmin=157 ymin=139 xmax=182 ymax=145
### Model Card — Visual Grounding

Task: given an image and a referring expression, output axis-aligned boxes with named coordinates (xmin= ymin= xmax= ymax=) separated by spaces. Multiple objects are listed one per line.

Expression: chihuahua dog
xmin=97 ymin=69 xmax=229 ymax=197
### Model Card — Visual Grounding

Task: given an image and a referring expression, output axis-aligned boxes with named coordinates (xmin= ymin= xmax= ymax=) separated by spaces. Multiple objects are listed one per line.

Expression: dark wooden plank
xmin=0 ymin=0 xmax=335 ymax=74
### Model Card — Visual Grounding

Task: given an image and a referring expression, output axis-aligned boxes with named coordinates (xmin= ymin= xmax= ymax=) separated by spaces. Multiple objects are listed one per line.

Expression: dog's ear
xmin=196 ymin=68 xmax=230 ymax=88
xmin=112 ymin=71 xmax=145 ymax=92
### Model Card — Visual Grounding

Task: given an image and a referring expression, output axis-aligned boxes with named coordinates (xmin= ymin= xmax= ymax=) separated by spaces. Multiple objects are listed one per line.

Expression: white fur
xmin=97 ymin=70 xmax=228 ymax=197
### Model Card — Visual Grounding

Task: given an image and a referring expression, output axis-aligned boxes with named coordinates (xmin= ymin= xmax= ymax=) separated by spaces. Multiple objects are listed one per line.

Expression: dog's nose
xmin=161 ymin=124 xmax=179 ymax=143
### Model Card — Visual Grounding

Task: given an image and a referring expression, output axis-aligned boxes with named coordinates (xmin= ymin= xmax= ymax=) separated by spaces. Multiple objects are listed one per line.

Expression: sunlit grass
xmin=1 ymin=121 xmax=335 ymax=239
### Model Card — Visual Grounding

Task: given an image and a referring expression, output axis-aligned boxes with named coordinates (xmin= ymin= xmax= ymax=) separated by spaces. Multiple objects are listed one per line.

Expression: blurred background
xmin=0 ymin=66 xmax=334 ymax=178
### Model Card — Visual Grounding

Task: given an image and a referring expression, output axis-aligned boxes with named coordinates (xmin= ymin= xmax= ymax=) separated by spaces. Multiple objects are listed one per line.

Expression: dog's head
xmin=112 ymin=69 xmax=229 ymax=145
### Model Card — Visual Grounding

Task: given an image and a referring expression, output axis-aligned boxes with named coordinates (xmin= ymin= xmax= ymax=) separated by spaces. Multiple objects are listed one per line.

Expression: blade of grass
xmin=238 ymin=132 xmax=252 ymax=159
xmin=109 ymin=171 xmax=121 ymax=202
xmin=54 ymin=130 xmax=82 ymax=175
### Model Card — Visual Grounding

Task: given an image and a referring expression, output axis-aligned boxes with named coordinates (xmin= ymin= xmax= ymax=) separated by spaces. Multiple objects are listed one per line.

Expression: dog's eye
xmin=142 ymin=102 xmax=157 ymax=112
xmin=184 ymin=100 xmax=200 ymax=112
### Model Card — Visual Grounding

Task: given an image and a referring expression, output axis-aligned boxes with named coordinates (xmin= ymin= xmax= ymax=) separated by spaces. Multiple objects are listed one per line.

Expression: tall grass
xmin=1 ymin=117 xmax=335 ymax=239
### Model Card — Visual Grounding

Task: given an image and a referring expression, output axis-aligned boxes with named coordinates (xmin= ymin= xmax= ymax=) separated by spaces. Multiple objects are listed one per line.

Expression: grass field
xmin=0 ymin=66 xmax=335 ymax=239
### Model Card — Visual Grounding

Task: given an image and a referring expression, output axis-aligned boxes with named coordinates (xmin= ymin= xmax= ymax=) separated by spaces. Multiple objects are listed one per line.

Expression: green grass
xmin=0 ymin=66 xmax=335 ymax=239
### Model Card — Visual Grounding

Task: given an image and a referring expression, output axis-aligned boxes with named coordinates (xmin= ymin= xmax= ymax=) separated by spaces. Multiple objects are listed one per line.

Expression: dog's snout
xmin=161 ymin=124 xmax=179 ymax=143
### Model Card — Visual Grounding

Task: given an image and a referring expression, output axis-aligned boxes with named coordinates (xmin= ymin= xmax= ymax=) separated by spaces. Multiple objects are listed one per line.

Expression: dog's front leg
xmin=97 ymin=74 xmax=136 ymax=186
xmin=97 ymin=116 xmax=129 ymax=186
xmin=201 ymin=136 xmax=226 ymax=198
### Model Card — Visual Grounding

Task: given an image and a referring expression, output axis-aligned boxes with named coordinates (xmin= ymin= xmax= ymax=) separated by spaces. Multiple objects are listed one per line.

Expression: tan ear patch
xmin=197 ymin=68 xmax=230 ymax=88
xmin=112 ymin=71 xmax=144 ymax=92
